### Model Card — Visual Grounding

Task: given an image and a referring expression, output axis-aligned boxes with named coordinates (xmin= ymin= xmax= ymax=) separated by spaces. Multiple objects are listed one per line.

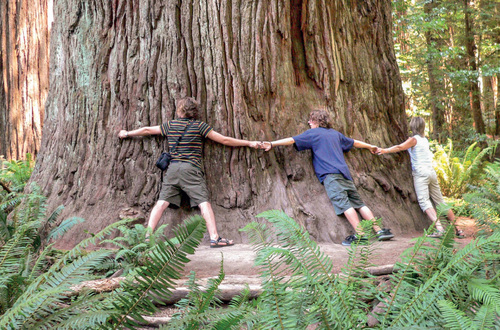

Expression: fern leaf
xmin=471 ymin=304 xmax=497 ymax=330
xmin=47 ymin=216 xmax=85 ymax=242
xmin=467 ymin=278 xmax=500 ymax=307
xmin=437 ymin=300 xmax=473 ymax=330
xmin=106 ymin=215 xmax=206 ymax=329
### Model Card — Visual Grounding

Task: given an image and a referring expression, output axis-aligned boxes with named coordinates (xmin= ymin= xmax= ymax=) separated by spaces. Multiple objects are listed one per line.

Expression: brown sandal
xmin=210 ymin=237 xmax=234 ymax=248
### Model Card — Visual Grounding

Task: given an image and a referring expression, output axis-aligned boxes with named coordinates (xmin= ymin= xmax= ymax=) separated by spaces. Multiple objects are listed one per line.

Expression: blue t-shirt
xmin=293 ymin=127 xmax=354 ymax=182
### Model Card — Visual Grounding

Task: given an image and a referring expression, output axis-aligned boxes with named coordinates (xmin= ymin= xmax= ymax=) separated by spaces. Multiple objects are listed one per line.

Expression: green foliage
xmin=0 ymin=155 xmax=35 ymax=240
xmin=167 ymin=259 xmax=252 ymax=329
xmin=99 ymin=223 xmax=169 ymax=276
xmin=463 ymin=160 xmax=500 ymax=236
xmin=0 ymin=214 xmax=135 ymax=329
xmin=0 ymin=154 xmax=34 ymax=194
xmin=433 ymin=139 xmax=492 ymax=197
xmin=167 ymin=210 xmax=499 ymax=329
xmin=103 ymin=215 xmax=206 ymax=329
xmin=393 ymin=0 xmax=500 ymax=138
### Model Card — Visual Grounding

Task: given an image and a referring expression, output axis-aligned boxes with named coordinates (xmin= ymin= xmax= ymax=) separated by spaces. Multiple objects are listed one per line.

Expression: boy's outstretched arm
xmin=353 ymin=140 xmax=378 ymax=154
xmin=261 ymin=137 xmax=295 ymax=151
xmin=118 ymin=126 xmax=162 ymax=139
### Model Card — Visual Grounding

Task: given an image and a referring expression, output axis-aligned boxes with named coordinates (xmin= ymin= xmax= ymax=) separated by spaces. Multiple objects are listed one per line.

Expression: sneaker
xmin=376 ymin=228 xmax=394 ymax=241
xmin=455 ymin=229 xmax=465 ymax=239
xmin=342 ymin=234 xmax=368 ymax=246
xmin=427 ymin=231 xmax=444 ymax=238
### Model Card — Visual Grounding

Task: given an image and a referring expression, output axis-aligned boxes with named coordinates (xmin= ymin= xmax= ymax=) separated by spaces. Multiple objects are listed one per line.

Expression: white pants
xmin=412 ymin=170 xmax=445 ymax=211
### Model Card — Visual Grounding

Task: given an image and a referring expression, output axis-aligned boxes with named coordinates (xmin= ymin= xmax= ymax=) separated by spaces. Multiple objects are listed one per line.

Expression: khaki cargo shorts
xmin=158 ymin=161 xmax=209 ymax=207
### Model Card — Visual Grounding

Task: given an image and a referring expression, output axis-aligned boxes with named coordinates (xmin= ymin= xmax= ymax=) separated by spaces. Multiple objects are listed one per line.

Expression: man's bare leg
xmin=199 ymin=201 xmax=234 ymax=245
xmin=148 ymin=200 xmax=170 ymax=231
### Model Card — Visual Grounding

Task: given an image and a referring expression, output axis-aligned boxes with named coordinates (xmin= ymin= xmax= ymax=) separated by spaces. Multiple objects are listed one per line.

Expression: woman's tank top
xmin=408 ymin=135 xmax=435 ymax=175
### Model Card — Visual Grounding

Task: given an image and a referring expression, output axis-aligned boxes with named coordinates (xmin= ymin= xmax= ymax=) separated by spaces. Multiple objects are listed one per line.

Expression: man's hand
xmin=248 ymin=141 xmax=262 ymax=149
xmin=118 ymin=130 xmax=128 ymax=139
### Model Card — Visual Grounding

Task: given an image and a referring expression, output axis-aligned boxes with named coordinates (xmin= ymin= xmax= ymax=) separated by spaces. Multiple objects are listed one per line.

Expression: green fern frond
xmin=170 ymin=259 xmax=226 ymax=329
xmin=385 ymin=232 xmax=500 ymax=327
xmin=47 ymin=216 xmax=85 ymax=242
xmin=471 ymin=304 xmax=497 ymax=330
xmin=467 ymin=278 xmax=500 ymax=307
xmin=252 ymin=210 xmax=370 ymax=329
xmin=0 ymin=286 xmax=66 ymax=329
xmin=26 ymin=242 xmax=56 ymax=284
xmin=1 ymin=250 xmax=112 ymax=328
xmin=105 ymin=215 xmax=205 ymax=329
xmin=51 ymin=218 xmax=134 ymax=269
xmin=32 ymin=292 xmax=113 ymax=330
xmin=44 ymin=205 xmax=64 ymax=226
xmin=438 ymin=300 xmax=473 ymax=330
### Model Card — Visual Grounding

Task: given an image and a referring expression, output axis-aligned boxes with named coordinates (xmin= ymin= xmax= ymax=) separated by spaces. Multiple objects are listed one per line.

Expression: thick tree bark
xmin=0 ymin=0 xmax=51 ymax=160
xmin=29 ymin=0 xmax=427 ymax=249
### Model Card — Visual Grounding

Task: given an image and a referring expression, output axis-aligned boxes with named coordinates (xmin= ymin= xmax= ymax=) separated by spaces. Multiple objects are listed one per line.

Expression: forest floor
xmin=136 ymin=217 xmax=478 ymax=328
xmin=181 ymin=216 xmax=477 ymax=278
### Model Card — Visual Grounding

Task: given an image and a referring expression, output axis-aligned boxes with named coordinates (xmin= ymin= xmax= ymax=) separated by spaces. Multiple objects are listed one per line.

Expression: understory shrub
xmin=433 ymin=139 xmax=493 ymax=198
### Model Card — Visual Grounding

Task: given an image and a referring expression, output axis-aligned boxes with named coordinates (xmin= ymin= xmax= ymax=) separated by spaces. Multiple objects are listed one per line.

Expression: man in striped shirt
xmin=119 ymin=97 xmax=261 ymax=247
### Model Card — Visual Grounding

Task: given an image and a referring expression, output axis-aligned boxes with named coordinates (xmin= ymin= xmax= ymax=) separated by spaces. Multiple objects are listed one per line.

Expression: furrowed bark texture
xmin=30 ymin=0 xmax=428 ymax=248
xmin=0 ymin=0 xmax=51 ymax=160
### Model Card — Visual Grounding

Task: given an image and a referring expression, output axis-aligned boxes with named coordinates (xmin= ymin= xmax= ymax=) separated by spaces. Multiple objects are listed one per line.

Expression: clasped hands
xmin=249 ymin=141 xmax=273 ymax=151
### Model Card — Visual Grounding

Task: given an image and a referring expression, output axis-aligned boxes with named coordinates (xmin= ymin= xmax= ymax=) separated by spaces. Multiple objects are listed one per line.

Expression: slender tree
xmin=464 ymin=0 xmax=486 ymax=134
xmin=424 ymin=0 xmax=446 ymax=141
xmin=0 ymin=0 xmax=51 ymax=160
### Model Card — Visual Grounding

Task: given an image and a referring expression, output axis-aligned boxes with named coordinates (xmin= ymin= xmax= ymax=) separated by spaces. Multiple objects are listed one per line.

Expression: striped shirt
xmin=160 ymin=119 xmax=213 ymax=169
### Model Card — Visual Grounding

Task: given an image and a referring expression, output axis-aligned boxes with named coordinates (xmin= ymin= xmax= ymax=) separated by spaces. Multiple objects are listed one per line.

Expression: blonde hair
xmin=309 ymin=110 xmax=332 ymax=129
xmin=409 ymin=117 xmax=425 ymax=137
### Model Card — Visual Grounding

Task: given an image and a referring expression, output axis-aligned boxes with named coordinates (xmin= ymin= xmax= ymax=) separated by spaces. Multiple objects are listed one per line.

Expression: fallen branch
xmin=0 ymin=180 xmax=12 ymax=194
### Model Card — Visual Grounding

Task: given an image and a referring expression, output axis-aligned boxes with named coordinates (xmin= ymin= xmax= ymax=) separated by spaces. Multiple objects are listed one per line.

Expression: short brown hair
xmin=176 ymin=97 xmax=199 ymax=119
xmin=409 ymin=117 xmax=425 ymax=136
xmin=309 ymin=110 xmax=331 ymax=129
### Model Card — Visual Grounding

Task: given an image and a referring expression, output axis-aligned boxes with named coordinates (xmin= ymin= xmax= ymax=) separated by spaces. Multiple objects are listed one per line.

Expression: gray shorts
xmin=158 ymin=161 xmax=209 ymax=207
xmin=324 ymin=173 xmax=365 ymax=215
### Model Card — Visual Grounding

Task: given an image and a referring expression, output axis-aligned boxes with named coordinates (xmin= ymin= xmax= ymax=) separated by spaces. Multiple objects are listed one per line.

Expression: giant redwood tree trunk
xmin=0 ymin=0 xmax=51 ymax=160
xmin=29 ymin=0 xmax=428 ymax=249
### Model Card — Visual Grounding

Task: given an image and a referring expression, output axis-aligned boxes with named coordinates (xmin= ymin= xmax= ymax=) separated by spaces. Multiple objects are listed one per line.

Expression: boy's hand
xmin=369 ymin=145 xmax=378 ymax=154
xmin=261 ymin=141 xmax=272 ymax=151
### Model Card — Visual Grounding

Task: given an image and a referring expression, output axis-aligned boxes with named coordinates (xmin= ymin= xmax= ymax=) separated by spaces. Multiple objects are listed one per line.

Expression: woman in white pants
xmin=377 ymin=117 xmax=464 ymax=238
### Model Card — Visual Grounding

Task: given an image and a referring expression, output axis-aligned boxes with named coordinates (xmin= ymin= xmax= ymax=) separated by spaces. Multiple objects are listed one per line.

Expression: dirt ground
xmin=181 ymin=217 xmax=477 ymax=278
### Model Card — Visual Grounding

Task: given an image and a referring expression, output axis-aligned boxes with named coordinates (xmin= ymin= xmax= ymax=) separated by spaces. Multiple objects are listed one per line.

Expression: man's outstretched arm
xmin=118 ymin=126 xmax=162 ymax=139
xmin=207 ymin=130 xmax=260 ymax=148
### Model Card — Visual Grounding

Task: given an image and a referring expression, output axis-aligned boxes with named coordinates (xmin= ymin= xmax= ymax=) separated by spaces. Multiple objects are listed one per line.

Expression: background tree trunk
xmin=0 ymin=0 xmax=51 ymax=160
xmin=28 ymin=0 xmax=427 ymax=249
xmin=424 ymin=0 xmax=446 ymax=142
xmin=464 ymin=0 xmax=485 ymax=134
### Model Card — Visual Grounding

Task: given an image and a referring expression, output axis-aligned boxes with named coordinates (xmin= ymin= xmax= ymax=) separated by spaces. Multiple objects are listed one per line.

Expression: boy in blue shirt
xmin=262 ymin=110 xmax=394 ymax=246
